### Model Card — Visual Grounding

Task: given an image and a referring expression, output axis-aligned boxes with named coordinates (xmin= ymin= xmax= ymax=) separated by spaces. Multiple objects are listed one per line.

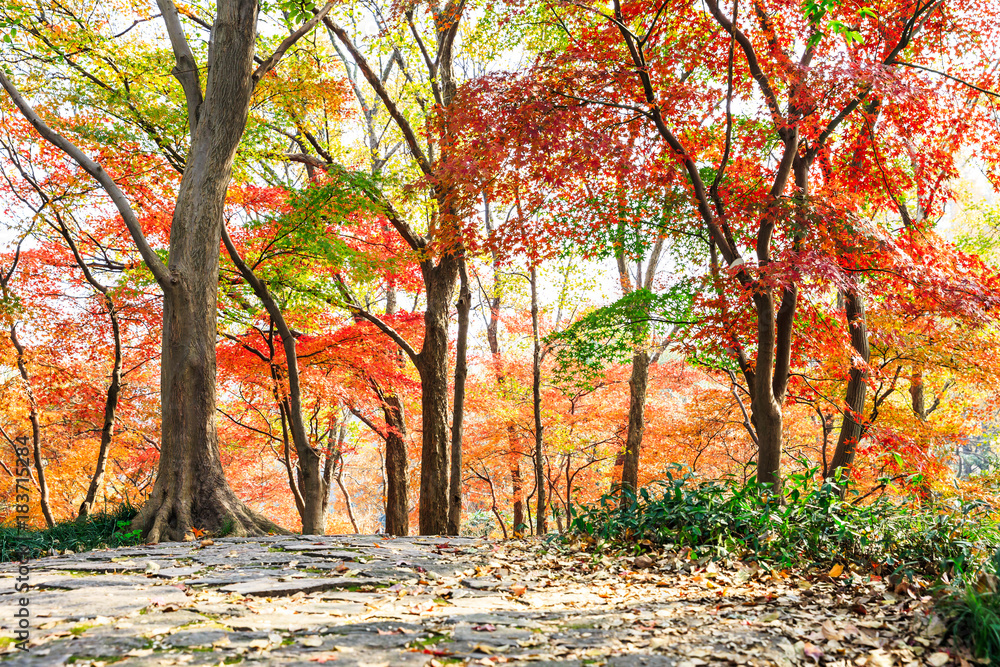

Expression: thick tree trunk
xmin=10 ymin=324 xmax=55 ymax=528
xmin=136 ymin=280 xmax=283 ymax=541
xmin=530 ymin=265 xmax=546 ymax=535
xmin=416 ymin=256 xmax=458 ymax=535
xmin=383 ymin=393 xmax=409 ymax=536
xmin=620 ymin=350 xmax=650 ymax=497
xmin=132 ymin=0 xmax=288 ymax=541
xmin=79 ymin=302 xmax=122 ymax=519
xmin=448 ymin=258 xmax=470 ymax=535
xmin=827 ymin=290 xmax=870 ymax=484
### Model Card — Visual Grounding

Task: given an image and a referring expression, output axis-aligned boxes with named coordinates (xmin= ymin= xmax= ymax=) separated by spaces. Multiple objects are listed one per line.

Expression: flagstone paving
xmin=0 ymin=535 xmax=967 ymax=666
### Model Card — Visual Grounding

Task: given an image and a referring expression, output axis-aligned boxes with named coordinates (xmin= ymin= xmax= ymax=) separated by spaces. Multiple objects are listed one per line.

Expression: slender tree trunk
xmin=416 ymin=256 xmax=458 ymax=535
xmin=383 ymin=393 xmax=409 ymax=535
xmin=376 ymin=293 xmax=409 ymax=536
xmin=10 ymin=324 xmax=54 ymax=528
xmin=510 ymin=442 xmax=524 ymax=535
xmin=530 ymin=265 xmax=546 ymax=535
xmin=334 ymin=458 xmax=359 ymax=534
xmin=79 ymin=301 xmax=123 ymax=519
xmin=321 ymin=418 xmax=337 ymax=517
xmin=448 ymin=257 xmax=470 ymax=535
xmin=620 ymin=350 xmax=650 ymax=497
xmin=483 ymin=200 xmax=524 ymax=536
xmin=827 ymin=289 xmax=870 ymax=485
xmin=275 ymin=381 xmax=306 ymax=519
xmin=223 ymin=230 xmax=326 ymax=534
xmin=750 ymin=289 xmax=784 ymax=490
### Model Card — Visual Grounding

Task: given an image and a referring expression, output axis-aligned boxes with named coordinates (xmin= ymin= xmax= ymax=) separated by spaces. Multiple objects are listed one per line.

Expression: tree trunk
xmin=416 ymin=256 xmax=458 ymax=535
xmin=448 ymin=257 xmax=470 ymax=535
xmin=276 ymin=386 xmax=306 ymax=520
xmin=751 ymin=289 xmax=783 ymax=490
xmin=827 ymin=289 xmax=870 ymax=485
xmin=334 ymin=458 xmax=359 ymax=534
xmin=383 ymin=393 xmax=409 ymax=535
xmin=910 ymin=368 xmax=927 ymax=421
xmin=10 ymin=324 xmax=55 ymax=528
xmin=510 ymin=441 xmax=524 ymax=535
xmin=530 ymin=265 xmax=546 ymax=535
xmin=222 ymin=228 xmax=326 ymax=534
xmin=131 ymin=0 xmax=287 ymax=541
xmin=79 ymin=301 xmax=123 ymax=519
xmin=620 ymin=350 xmax=650 ymax=497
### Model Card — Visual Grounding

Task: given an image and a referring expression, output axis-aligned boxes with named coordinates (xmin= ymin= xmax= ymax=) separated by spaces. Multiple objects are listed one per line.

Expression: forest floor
xmin=0 ymin=535 xmax=975 ymax=667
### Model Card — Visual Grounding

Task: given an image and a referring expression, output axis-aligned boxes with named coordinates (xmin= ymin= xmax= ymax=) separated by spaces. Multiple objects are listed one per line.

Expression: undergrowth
xmin=571 ymin=465 xmax=997 ymax=575
xmin=0 ymin=503 xmax=142 ymax=562
xmin=570 ymin=464 xmax=1000 ymax=662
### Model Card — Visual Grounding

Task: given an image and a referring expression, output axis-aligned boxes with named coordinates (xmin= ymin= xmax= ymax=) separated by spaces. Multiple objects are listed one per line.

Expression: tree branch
xmin=0 ymin=69 xmax=171 ymax=289
xmin=155 ymin=0 xmax=203 ymax=135
xmin=324 ymin=17 xmax=433 ymax=176
xmin=253 ymin=1 xmax=337 ymax=85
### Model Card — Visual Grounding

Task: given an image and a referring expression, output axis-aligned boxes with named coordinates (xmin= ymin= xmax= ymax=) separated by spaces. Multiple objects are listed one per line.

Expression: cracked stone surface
xmin=0 ymin=536 xmax=960 ymax=666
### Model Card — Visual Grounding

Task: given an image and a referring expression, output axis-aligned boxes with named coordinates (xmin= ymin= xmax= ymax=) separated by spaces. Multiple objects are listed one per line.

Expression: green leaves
xmin=572 ymin=465 xmax=1000 ymax=576
xmin=802 ymin=0 xmax=870 ymax=47
xmin=546 ymin=285 xmax=696 ymax=390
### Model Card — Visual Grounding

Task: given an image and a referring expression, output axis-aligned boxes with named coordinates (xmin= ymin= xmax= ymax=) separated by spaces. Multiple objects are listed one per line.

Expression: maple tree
xmin=0 ymin=0 xmax=999 ymax=548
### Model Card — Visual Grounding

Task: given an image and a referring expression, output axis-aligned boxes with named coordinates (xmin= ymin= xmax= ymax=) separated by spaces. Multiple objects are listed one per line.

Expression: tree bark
xmin=448 ymin=257 xmax=470 ymax=535
xmin=910 ymin=368 xmax=927 ymax=421
xmin=382 ymin=393 xmax=409 ymax=535
xmin=416 ymin=255 xmax=459 ymax=535
xmin=827 ymin=289 xmax=870 ymax=484
xmin=130 ymin=0 xmax=289 ymax=542
xmin=620 ymin=350 xmax=650 ymax=496
xmin=750 ymin=289 xmax=783 ymax=490
xmin=10 ymin=323 xmax=55 ymax=528
xmin=530 ymin=265 xmax=546 ymax=535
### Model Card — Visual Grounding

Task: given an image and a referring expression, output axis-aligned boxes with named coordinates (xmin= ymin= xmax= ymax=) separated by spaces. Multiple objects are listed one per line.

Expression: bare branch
xmin=155 ymin=0 xmax=203 ymax=135
xmin=891 ymin=60 xmax=1000 ymax=99
xmin=324 ymin=17 xmax=433 ymax=176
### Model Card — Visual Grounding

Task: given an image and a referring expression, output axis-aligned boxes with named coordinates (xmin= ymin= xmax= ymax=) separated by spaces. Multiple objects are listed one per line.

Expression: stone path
xmin=0 ymin=535 xmax=961 ymax=666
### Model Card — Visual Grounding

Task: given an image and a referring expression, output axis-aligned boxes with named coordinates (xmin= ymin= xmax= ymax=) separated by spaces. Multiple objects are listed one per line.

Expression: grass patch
xmin=0 ymin=502 xmax=142 ymax=562
xmin=69 ymin=623 xmax=95 ymax=636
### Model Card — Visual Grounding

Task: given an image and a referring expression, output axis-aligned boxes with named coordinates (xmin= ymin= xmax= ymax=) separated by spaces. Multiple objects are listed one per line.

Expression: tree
xmin=493 ymin=0 xmax=1000 ymax=491
xmin=0 ymin=0 xmax=338 ymax=540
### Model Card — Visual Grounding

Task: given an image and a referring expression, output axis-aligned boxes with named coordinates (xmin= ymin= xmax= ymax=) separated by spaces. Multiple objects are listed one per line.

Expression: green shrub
xmin=0 ymin=503 xmax=143 ymax=562
xmin=940 ymin=582 xmax=1000 ymax=664
xmin=569 ymin=464 xmax=999 ymax=576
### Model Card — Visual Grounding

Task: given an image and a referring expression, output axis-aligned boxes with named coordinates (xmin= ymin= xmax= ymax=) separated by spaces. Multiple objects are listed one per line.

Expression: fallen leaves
xmin=927 ymin=652 xmax=951 ymax=666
